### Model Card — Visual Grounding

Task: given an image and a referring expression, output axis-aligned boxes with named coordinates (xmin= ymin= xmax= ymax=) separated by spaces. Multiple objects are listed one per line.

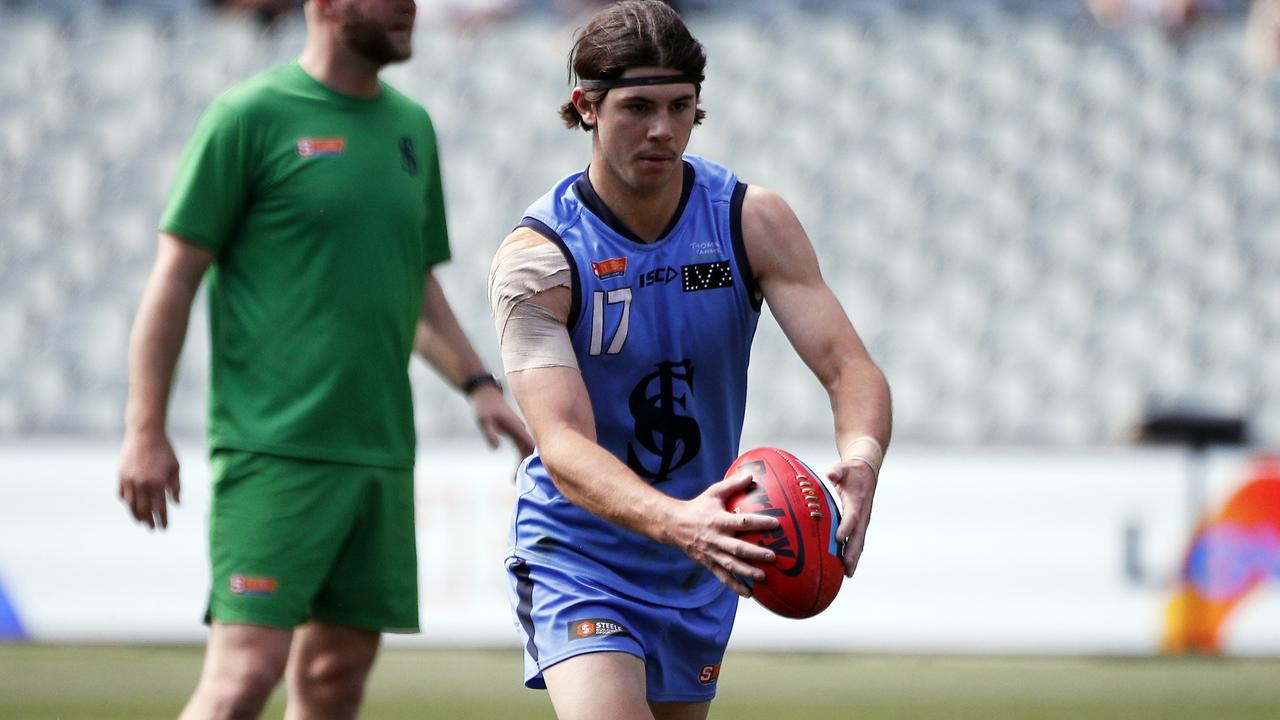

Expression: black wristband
xmin=462 ymin=372 xmax=501 ymax=396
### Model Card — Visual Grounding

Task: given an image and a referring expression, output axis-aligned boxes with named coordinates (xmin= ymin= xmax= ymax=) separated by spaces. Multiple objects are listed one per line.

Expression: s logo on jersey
xmin=399 ymin=136 xmax=418 ymax=176
xmin=626 ymin=359 xmax=701 ymax=484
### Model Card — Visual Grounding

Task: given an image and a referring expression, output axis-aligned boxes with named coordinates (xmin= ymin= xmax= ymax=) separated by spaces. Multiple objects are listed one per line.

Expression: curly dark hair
xmin=560 ymin=0 xmax=707 ymax=131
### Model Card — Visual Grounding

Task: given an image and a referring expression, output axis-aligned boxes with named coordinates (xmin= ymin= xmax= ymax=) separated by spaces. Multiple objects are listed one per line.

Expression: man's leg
xmin=283 ymin=619 xmax=381 ymax=720
xmin=180 ymin=622 xmax=293 ymax=720
xmin=541 ymin=650 xmax=714 ymax=720
xmin=543 ymin=651 xmax=654 ymax=720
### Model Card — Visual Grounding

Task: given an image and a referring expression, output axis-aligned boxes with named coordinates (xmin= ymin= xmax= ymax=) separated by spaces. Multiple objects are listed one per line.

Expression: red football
xmin=725 ymin=447 xmax=845 ymax=618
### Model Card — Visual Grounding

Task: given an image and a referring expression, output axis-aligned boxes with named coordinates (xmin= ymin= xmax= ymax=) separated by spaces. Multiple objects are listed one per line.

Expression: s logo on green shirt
xmin=399 ymin=136 xmax=418 ymax=176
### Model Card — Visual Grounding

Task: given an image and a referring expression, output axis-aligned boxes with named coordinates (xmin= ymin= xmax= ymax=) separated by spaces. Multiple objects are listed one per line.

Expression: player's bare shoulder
xmin=740 ymin=185 xmax=820 ymax=286
xmin=741 ymin=184 xmax=796 ymax=229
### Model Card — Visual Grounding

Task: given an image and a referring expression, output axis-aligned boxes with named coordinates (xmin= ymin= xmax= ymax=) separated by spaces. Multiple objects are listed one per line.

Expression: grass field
xmin=2 ymin=645 xmax=1278 ymax=719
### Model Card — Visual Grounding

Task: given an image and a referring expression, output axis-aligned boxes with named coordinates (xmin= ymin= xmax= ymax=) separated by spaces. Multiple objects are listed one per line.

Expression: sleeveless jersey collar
xmin=573 ymin=161 xmax=696 ymax=246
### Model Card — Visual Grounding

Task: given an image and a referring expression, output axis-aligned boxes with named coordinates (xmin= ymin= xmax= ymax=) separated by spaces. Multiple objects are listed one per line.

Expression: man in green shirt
xmin=116 ymin=1 xmax=534 ymax=717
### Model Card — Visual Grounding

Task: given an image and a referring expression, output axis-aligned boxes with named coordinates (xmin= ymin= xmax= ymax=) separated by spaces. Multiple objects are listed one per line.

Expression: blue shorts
xmin=505 ymin=556 xmax=739 ymax=702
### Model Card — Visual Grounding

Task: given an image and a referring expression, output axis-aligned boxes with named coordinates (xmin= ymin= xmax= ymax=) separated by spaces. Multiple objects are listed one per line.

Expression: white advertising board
xmin=0 ymin=440 xmax=1276 ymax=655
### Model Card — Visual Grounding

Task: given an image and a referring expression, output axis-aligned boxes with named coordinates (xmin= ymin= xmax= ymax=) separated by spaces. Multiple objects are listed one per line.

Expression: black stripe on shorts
xmin=512 ymin=559 xmax=539 ymax=663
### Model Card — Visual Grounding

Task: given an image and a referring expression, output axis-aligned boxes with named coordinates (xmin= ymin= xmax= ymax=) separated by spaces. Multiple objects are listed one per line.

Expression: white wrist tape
xmin=842 ymin=436 xmax=884 ymax=477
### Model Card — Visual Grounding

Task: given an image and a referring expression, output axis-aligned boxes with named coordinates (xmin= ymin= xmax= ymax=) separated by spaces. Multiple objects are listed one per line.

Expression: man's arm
xmin=415 ymin=270 xmax=534 ymax=456
xmin=742 ymin=185 xmax=893 ymax=577
xmin=493 ymin=229 xmax=780 ymax=596
xmin=118 ymin=233 xmax=214 ymax=529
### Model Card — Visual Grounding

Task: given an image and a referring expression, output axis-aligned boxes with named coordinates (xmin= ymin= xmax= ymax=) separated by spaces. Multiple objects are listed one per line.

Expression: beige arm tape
xmin=488 ymin=237 xmax=578 ymax=373
xmin=841 ymin=436 xmax=884 ymax=478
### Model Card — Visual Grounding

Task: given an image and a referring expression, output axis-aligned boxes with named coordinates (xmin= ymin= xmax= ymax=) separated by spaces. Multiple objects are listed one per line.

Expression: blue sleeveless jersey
xmin=510 ymin=155 xmax=761 ymax=607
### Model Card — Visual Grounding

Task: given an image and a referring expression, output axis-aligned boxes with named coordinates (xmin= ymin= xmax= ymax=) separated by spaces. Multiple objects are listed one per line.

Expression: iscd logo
xmin=639 ymin=266 xmax=678 ymax=288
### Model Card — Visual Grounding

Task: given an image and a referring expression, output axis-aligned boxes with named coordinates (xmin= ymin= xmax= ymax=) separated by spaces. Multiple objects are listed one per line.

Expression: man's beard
xmin=339 ymin=5 xmax=411 ymax=65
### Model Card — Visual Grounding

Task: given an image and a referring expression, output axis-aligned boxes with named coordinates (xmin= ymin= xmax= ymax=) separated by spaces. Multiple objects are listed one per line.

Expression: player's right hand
xmin=118 ymin=431 xmax=181 ymax=530
xmin=664 ymin=472 xmax=781 ymax=598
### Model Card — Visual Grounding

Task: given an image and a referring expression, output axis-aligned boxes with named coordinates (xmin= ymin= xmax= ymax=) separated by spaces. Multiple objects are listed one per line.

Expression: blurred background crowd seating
xmin=0 ymin=0 xmax=1275 ymax=448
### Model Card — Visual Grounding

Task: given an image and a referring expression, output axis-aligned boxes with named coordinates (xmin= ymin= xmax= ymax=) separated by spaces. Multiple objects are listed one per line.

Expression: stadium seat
xmin=68 ymin=14 xmax=164 ymax=100
xmin=0 ymin=303 xmax=28 ymax=373
xmin=0 ymin=10 xmax=65 ymax=102
xmin=2 ymin=2 xmax=1277 ymax=448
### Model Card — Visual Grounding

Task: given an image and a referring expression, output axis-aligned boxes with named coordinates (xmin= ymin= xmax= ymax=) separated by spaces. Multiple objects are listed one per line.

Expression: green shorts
xmin=206 ymin=449 xmax=419 ymax=633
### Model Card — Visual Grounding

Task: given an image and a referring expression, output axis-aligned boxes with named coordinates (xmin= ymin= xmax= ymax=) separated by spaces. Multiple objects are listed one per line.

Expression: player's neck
xmin=298 ymin=42 xmax=383 ymax=99
xmin=587 ymin=163 xmax=684 ymax=244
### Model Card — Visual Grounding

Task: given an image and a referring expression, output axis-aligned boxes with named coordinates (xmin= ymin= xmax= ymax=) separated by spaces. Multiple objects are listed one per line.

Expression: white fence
xmin=1 ymin=440 xmax=1277 ymax=655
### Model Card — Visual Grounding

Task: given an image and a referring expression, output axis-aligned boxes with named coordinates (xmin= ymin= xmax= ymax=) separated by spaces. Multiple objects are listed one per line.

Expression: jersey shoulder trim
xmin=728 ymin=181 xmax=762 ymax=310
xmin=519 ymin=218 xmax=582 ymax=331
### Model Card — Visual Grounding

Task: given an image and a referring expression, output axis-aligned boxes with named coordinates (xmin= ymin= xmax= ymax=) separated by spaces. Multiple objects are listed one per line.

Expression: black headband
xmin=579 ymin=74 xmax=703 ymax=91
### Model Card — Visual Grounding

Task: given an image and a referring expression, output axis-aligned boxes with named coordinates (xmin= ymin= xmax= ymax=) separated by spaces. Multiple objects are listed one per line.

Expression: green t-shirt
xmin=161 ymin=62 xmax=450 ymax=469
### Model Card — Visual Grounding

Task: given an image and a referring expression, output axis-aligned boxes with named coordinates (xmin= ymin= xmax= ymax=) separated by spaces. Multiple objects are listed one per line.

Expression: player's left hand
xmin=469 ymin=385 xmax=535 ymax=457
xmin=825 ymin=458 xmax=878 ymax=577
